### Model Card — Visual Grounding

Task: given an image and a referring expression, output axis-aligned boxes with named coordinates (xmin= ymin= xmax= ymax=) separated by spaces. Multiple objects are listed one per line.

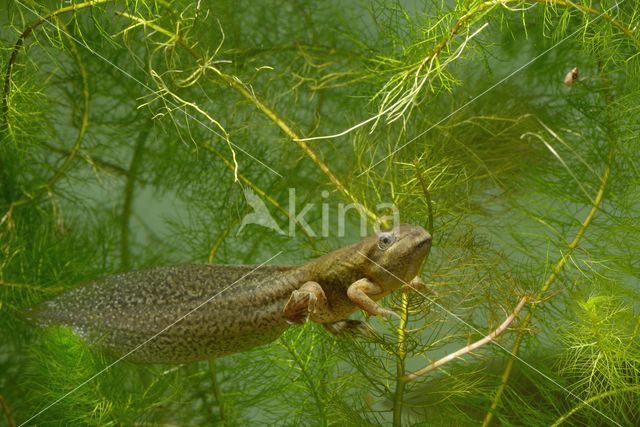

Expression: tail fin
xmin=15 ymin=301 xmax=57 ymax=326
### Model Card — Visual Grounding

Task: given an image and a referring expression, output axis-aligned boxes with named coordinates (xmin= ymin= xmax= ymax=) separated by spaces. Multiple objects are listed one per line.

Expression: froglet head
xmin=358 ymin=223 xmax=431 ymax=288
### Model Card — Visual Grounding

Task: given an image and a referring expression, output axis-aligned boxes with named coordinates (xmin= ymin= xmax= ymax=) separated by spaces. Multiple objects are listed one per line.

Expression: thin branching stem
xmin=1 ymin=20 xmax=91 ymax=228
xmin=121 ymin=125 xmax=150 ymax=270
xmin=414 ymin=162 xmax=434 ymax=234
xmin=0 ymin=280 xmax=63 ymax=293
xmin=41 ymin=142 xmax=130 ymax=177
xmin=392 ymin=291 xmax=411 ymax=426
xmin=206 ymin=231 xmax=229 ymax=425
xmin=204 ymin=144 xmax=317 ymax=248
xmin=207 ymin=222 xmax=236 ymax=264
xmin=483 ymin=147 xmax=615 ymax=426
xmin=630 ymin=317 xmax=640 ymax=345
xmin=115 ymin=10 xmax=378 ymax=223
xmin=389 ymin=162 xmax=436 ymax=424
xmin=403 ymin=296 xmax=529 ymax=382
xmin=550 ymin=385 xmax=640 ymax=426
xmin=281 ymin=339 xmax=327 ymax=424
xmin=300 ymin=0 xmax=639 ymax=142
xmin=0 ymin=394 xmax=15 ymax=427
xmin=207 ymin=358 xmax=227 ymax=426
xmin=36 ymin=23 xmax=90 ymax=189
xmin=550 ymin=0 xmax=639 ymax=46
xmin=2 ymin=0 xmax=111 ymax=123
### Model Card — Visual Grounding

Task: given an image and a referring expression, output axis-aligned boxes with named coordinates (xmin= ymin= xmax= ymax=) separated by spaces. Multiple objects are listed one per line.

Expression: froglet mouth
xmin=25 ymin=224 xmax=432 ymax=363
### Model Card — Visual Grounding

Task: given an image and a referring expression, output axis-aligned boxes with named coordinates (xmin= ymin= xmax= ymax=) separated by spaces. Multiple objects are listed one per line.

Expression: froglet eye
xmin=377 ymin=232 xmax=396 ymax=250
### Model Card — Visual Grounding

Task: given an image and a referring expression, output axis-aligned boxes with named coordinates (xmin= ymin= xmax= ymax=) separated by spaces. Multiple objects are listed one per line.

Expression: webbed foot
xmin=283 ymin=290 xmax=317 ymax=324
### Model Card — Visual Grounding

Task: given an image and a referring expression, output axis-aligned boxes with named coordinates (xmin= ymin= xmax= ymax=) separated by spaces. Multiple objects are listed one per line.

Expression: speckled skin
xmin=29 ymin=224 xmax=431 ymax=363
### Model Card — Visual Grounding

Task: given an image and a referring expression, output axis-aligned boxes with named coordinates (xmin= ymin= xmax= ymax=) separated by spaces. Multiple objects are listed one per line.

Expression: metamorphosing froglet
xmin=26 ymin=224 xmax=431 ymax=363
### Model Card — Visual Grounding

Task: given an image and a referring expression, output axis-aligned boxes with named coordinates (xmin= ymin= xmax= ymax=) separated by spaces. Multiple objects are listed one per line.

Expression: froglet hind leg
xmin=283 ymin=281 xmax=329 ymax=324
xmin=347 ymin=278 xmax=400 ymax=319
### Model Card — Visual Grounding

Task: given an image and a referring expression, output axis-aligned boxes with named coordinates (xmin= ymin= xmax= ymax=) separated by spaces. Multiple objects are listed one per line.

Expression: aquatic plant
xmin=1 ymin=0 xmax=638 ymax=425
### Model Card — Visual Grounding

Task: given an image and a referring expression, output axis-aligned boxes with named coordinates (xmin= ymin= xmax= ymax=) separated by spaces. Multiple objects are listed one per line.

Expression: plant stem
xmin=41 ymin=142 xmax=130 ymax=177
xmin=0 ymin=280 xmax=63 ymax=293
xmin=1 ymin=20 xmax=91 ymax=227
xmin=2 ymin=0 xmax=111 ymax=121
xmin=414 ymin=162 xmax=434 ymax=234
xmin=121 ymin=125 xmax=150 ymax=270
xmin=42 ymin=27 xmax=90 ymax=191
xmin=483 ymin=148 xmax=614 ymax=426
xmin=419 ymin=0 xmax=640 ymax=81
xmin=208 ymin=358 xmax=227 ymax=425
xmin=204 ymin=144 xmax=317 ymax=247
xmin=301 ymin=0 xmax=639 ymax=143
xmin=207 ymin=222 xmax=235 ymax=264
xmin=0 ymin=394 xmax=15 ymax=427
xmin=281 ymin=339 xmax=327 ymax=424
xmin=392 ymin=291 xmax=411 ymax=426
xmin=403 ymin=296 xmax=528 ymax=382
xmin=116 ymin=10 xmax=378 ymax=224
xmin=550 ymin=385 xmax=640 ymax=426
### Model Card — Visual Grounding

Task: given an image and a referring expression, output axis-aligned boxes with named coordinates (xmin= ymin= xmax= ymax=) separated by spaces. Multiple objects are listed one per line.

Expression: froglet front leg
xmin=347 ymin=278 xmax=401 ymax=319
xmin=401 ymin=276 xmax=428 ymax=293
xmin=402 ymin=276 xmax=438 ymax=299
xmin=282 ymin=282 xmax=374 ymax=335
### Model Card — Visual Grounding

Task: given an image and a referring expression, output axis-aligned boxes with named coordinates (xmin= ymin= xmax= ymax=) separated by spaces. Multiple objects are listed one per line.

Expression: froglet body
xmin=28 ymin=224 xmax=431 ymax=363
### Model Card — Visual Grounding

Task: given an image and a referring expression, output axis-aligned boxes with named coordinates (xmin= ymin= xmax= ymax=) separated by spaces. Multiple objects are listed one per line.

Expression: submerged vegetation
xmin=1 ymin=0 xmax=639 ymax=425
